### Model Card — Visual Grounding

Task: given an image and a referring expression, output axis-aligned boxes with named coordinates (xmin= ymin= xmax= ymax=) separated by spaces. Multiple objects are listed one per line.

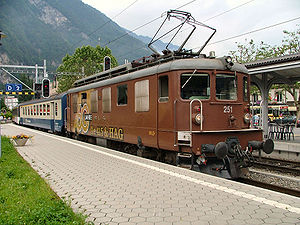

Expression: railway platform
xmin=263 ymin=128 xmax=300 ymax=162
xmin=2 ymin=123 xmax=300 ymax=225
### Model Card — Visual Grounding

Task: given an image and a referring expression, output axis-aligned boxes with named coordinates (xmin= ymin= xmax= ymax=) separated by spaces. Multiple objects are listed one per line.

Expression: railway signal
xmin=42 ymin=78 xmax=50 ymax=98
xmin=104 ymin=56 xmax=111 ymax=71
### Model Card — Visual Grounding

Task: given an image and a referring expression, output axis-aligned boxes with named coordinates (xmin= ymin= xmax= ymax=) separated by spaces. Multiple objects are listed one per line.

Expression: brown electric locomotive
xmin=66 ymin=10 xmax=273 ymax=179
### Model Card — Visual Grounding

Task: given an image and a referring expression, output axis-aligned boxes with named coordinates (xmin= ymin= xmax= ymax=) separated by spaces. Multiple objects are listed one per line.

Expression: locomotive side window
xmin=159 ymin=76 xmax=168 ymax=102
xmin=181 ymin=73 xmax=210 ymax=100
xmin=117 ymin=84 xmax=128 ymax=106
xmin=135 ymin=80 xmax=149 ymax=112
xmin=73 ymin=94 xmax=78 ymax=113
xmin=91 ymin=90 xmax=98 ymax=113
xmin=102 ymin=87 xmax=111 ymax=113
xmin=243 ymin=76 xmax=249 ymax=101
xmin=216 ymin=74 xmax=237 ymax=100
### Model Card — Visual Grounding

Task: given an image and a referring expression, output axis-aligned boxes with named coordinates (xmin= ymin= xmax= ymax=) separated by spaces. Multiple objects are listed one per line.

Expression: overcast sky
xmin=82 ymin=0 xmax=300 ymax=57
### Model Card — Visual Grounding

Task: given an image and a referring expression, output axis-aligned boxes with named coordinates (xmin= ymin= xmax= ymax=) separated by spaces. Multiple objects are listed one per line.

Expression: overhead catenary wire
xmin=118 ymin=16 xmax=300 ymax=59
xmin=68 ymin=0 xmax=140 ymax=50
xmin=193 ymin=15 xmax=300 ymax=50
xmin=117 ymin=0 xmax=257 ymax=58
xmin=103 ymin=0 xmax=197 ymax=47
xmin=203 ymin=0 xmax=255 ymax=22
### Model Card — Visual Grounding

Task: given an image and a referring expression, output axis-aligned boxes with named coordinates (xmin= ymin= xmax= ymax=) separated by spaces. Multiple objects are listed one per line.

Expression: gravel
xmin=244 ymin=167 xmax=300 ymax=191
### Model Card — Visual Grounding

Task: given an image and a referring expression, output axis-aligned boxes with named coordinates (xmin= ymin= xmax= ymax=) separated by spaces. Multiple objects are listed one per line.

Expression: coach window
xmin=102 ymin=87 xmax=111 ymax=113
xmin=117 ymin=84 xmax=127 ymax=106
xmin=181 ymin=73 xmax=210 ymax=100
xmin=91 ymin=90 xmax=98 ymax=113
xmin=159 ymin=76 xmax=168 ymax=102
xmin=47 ymin=103 xmax=50 ymax=116
xmin=243 ymin=76 xmax=249 ymax=101
xmin=135 ymin=80 xmax=149 ymax=112
xmin=216 ymin=74 xmax=237 ymax=100
xmin=40 ymin=104 xmax=42 ymax=116
xmin=73 ymin=94 xmax=78 ymax=113
xmin=43 ymin=104 xmax=46 ymax=116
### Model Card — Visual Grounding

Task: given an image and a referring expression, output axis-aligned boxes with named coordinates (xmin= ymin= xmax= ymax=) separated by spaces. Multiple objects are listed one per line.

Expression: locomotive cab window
xmin=117 ymin=84 xmax=128 ymax=106
xmin=159 ymin=76 xmax=169 ymax=102
xmin=181 ymin=73 xmax=210 ymax=100
xmin=243 ymin=76 xmax=249 ymax=101
xmin=216 ymin=74 xmax=237 ymax=100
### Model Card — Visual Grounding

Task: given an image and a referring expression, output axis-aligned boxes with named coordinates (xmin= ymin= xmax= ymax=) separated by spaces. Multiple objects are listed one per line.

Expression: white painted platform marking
xmin=8 ymin=124 xmax=300 ymax=214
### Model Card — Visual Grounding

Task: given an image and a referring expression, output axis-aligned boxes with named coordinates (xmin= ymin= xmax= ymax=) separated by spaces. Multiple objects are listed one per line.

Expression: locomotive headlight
xmin=244 ymin=113 xmax=251 ymax=124
xmin=225 ymin=56 xmax=234 ymax=67
xmin=225 ymin=56 xmax=233 ymax=64
xmin=194 ymin=113 xmax=203 ymax=125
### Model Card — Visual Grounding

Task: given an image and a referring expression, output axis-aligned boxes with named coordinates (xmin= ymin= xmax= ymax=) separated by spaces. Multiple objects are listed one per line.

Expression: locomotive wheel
xmin=164 ymin=152 xmax=177 ymax=165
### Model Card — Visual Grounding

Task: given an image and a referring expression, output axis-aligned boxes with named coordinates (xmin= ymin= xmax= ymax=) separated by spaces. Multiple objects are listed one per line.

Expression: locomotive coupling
xmin=201 ymin=142 xmax=228 ymax=159
xmin=248 ymin=139 xmax=274 ymax=154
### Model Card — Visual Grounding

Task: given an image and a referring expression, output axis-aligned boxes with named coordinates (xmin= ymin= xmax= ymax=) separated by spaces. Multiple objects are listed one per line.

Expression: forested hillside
xmin=0 ymin=0 xmax=151 ymax=71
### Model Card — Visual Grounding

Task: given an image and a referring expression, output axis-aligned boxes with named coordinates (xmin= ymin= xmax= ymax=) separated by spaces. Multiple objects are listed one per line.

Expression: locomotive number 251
xmin=223 ymin=106 xmax=233 ymax=113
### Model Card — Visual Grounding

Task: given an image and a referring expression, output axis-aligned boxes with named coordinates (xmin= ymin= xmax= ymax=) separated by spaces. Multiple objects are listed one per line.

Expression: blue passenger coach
xmin=18 ymin=93 xmax=67 ymax=133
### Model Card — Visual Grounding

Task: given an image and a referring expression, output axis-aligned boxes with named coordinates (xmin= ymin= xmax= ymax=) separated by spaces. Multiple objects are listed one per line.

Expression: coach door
xmin=157 ymin=74 xmax=173 ymax=150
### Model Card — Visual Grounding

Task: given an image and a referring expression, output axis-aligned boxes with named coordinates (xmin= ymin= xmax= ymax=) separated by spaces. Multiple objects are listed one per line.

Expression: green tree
xmin=229 ymin=25 xmax=300 ymax=119
xmin=57 ymin=45 xmax=118 ymax=93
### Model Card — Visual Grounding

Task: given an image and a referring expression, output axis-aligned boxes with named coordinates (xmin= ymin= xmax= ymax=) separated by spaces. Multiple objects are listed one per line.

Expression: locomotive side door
xmin=157 ymin=73 xmax=174 ymax=150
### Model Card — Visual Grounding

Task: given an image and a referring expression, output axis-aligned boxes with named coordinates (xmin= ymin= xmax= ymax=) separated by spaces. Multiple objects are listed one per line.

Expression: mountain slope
xmin=129 ymin=32 xmax=180 ymax=53
xmin=0 ymin=0 xmax=152 ymax=70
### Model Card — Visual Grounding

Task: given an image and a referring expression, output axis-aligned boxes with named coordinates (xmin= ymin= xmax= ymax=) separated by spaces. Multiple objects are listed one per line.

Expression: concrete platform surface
xmin=1 ymin=124 xmax=300 ymax=225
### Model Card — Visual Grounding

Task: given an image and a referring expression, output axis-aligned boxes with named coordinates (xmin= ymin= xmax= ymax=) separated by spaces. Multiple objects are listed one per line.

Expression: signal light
xmin=104 ymin=56 xmax=111 ymax=71
xmin=42 ymin=78 xmax=50 ymax=98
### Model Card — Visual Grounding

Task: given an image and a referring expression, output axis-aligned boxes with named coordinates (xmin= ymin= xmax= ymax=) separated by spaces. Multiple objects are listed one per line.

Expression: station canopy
xmin=243 ymin=52 xmax=300 ymax=139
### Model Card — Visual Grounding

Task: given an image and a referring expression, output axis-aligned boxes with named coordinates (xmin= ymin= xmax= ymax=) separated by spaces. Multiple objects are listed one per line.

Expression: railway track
xmin=238 ymin=176 xmax=300 ymax=197
xmin=252 ymin=156 xmax=300 ymax=176
xmin=237 ymin=157 xmax=300 ymax=197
